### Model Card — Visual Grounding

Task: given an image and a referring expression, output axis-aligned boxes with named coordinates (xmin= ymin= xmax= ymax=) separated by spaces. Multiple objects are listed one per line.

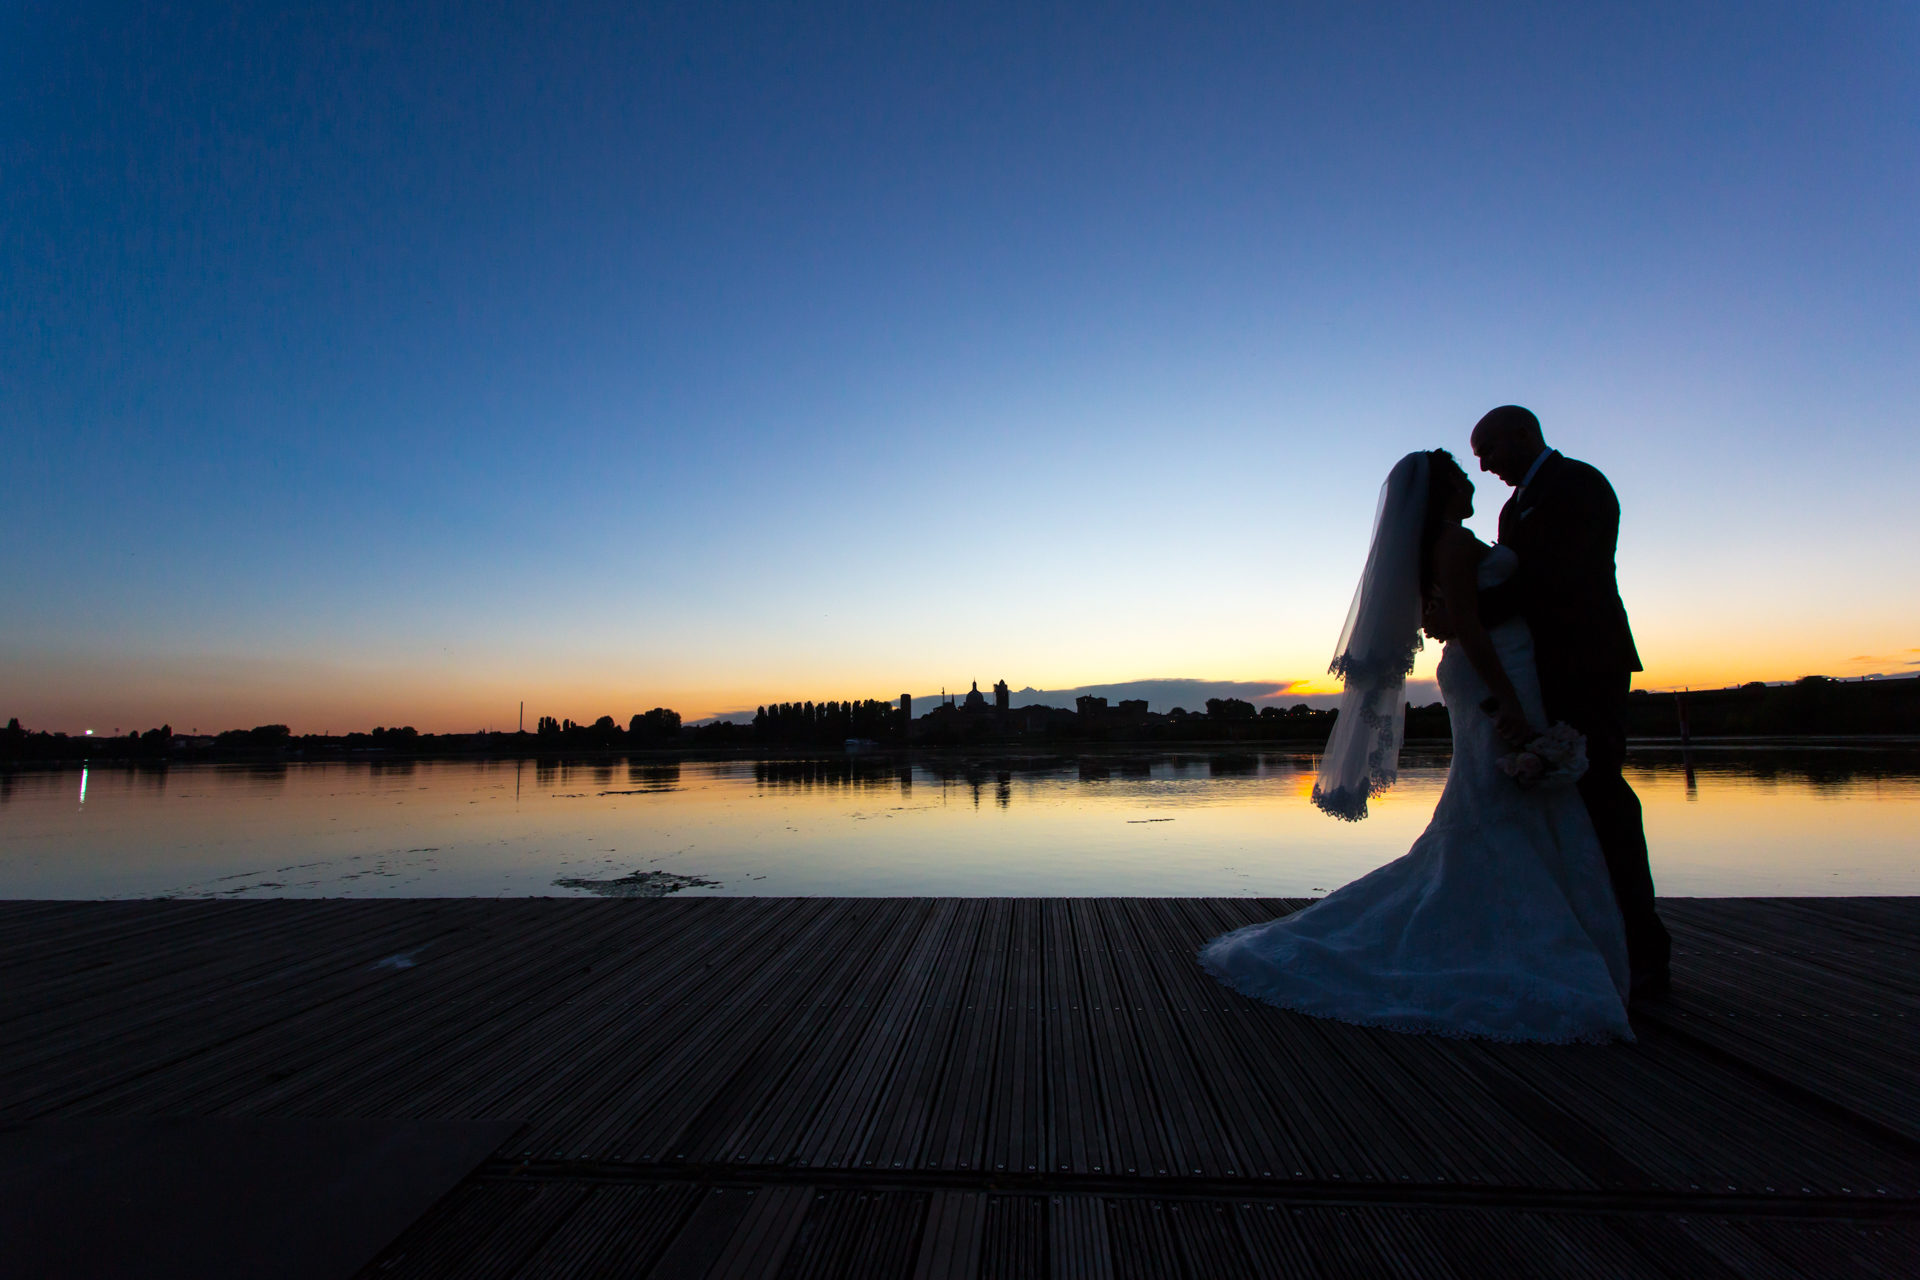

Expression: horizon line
xmin=10 ymin=669 xmax=1914 ymax=738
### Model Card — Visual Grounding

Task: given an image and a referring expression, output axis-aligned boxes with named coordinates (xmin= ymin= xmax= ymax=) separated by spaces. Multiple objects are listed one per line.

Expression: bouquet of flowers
xmin=1498 ymin=721 xmax=1589 ymax=791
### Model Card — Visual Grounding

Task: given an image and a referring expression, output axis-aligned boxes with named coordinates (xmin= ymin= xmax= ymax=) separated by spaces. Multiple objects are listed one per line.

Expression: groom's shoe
xmin=1630 ymin=968 xmax=1672 ymax=1001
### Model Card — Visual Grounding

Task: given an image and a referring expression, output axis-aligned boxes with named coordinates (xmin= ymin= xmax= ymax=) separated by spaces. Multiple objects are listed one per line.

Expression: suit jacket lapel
xmin=1504 ymin=452 xmax=1559 ymax=542
xmin=1517 ymin=451 xmax=1562 ymax=507
xmin=1498 ymin=489 xmax=1521 ymax=545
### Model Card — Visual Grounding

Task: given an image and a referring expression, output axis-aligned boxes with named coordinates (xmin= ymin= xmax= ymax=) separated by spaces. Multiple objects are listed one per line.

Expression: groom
xmin=1471 ymin=405 xmax=1672 ymax=998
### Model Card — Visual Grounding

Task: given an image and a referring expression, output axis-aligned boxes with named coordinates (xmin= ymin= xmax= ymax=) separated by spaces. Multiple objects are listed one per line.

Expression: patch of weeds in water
xmin=553 ymin=869 xmax=721 ymax=898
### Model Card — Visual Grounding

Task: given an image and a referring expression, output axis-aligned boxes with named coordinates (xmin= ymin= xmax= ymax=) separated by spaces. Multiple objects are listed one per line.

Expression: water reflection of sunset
xmin=5 ymin=749 xmax=1912 ymax=900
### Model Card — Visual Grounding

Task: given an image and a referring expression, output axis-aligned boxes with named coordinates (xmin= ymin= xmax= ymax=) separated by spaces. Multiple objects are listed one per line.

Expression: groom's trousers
xmin=1538 ymin=667 xmax=1672 ymax=982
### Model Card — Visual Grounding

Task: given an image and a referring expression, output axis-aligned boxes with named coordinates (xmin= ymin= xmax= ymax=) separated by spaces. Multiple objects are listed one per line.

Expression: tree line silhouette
xmin=4 ymin=674 xmax=1915 ymax=762
xmin=754 ymin=699 xmax=899 ymax=745
xmin=532 ymin=709 xmax=683 ymax=747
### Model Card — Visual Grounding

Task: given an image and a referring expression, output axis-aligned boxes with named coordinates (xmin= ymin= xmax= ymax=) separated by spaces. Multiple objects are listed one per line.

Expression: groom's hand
xmin=1494 ymin=704 xmax=1535 ymax=748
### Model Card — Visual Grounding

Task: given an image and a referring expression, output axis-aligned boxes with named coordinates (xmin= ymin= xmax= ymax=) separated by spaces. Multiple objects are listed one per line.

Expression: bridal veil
xmin=1311 ymin=451 xmax=1429 ymax=820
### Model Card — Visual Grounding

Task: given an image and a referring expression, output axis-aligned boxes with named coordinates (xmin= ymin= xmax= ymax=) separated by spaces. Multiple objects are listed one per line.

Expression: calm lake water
xmin=3 ymin=747 xmax=1916 ymax=899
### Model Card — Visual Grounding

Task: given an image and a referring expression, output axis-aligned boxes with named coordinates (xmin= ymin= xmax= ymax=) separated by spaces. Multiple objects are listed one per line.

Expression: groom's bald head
xmin=1471 ymin=405 xmax=1547 ymax=486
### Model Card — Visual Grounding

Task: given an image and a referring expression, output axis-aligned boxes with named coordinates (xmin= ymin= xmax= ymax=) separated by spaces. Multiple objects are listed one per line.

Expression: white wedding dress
xmin=1200 ymin=546 xmax=1634 ymax=1043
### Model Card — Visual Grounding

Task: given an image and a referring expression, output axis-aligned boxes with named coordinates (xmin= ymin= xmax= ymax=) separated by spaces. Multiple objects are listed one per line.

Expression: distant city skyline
xmin=5 ymin=4 xmax=1916 ymax=733
xmin=19 ymin=666 xmax=1915 ymax=739
xmin=695 ymin=678 xmax=1351 ymax=726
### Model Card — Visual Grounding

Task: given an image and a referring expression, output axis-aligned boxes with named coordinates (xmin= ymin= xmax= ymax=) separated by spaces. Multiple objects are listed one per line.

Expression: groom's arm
xmin=1477 ymin=497 xmax=1535 ymax=625
xmin=1526 ymin=465 xmax=1622 ymax=642
xmin=1478 ymin=465 xmax=1617 ymax=631
xmin=1477 ymin=575 xmax=1523 ymax=625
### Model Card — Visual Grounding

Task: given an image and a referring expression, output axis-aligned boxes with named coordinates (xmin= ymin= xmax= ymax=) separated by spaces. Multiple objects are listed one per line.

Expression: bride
xmin=1199 ymin=450 xmax=1633 ymax=1043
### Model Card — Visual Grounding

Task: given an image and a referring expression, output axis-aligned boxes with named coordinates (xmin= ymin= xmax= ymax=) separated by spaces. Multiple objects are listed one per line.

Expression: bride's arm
xmin=1432 ymin=528 xmax=1536 ymax=746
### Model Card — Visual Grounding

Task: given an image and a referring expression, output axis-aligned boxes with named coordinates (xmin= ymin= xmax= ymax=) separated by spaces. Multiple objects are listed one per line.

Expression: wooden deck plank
xmin=0 ymin=901 xmax=519 ymax=1118
xmin=512 ymin=1184 xmax=702 ymax=1280
xmin=777 ymin=1188 xmax=929 ymax=1278
xmin=977 ymin=1195 xmax=1045 ymax=1279
xmin=1091 ymin=898 xmax=1224 ymax=1178
xmin=792 ymin=899 xmax=958 ymax=1170
xmin=1145 ymin=898 xmax=1328 ymax=1183
xmin=912 ymin=1190 xmax=987 ymax=1280
xmin=492 ymin=900 xmax=845 ymax=1158
xmin=1180 ymin=898 xmax=1446 ymax=1186
xmin=857 ymin=900 xmax=988 ymax=1173
xmin=304 ymin=900 xmax=754 ymax=1121
xmin=928 ymin=897 xmax=1012 ymax=1174
xmin=111 ymin=903 xmax=651 ymax=1113
xmin=984 ymin=898 xmax=1047 ymax=1177
xmin=45 ymin=901 xmax=644 ymax=1121
xmin=0 ymin=898 xmax=470 ymax=1054
xmin=1069 ymin=899 xmax=1180 ymax=1179
xmin=574 ymin=900 xmax=902 ymax=1161
xmin=1041 ymin=899 xmax=1106 ymax=1177
xmin=1048 ymin=1195 xmax=1114 ymax=1280
xmin=705 ymin=1184 xmax=815 ymax=1280
xmin=390 ymin=900 xmax=802 ymax=1133
xmin=674 ymin=898 xmax=931 ymax=1166
xmin=1667 ymin=916 xmax=1920 ymax=1011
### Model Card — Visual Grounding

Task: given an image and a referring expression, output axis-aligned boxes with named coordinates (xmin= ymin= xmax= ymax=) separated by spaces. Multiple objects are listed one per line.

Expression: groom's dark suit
xmin=1479 ymin=451 xmax=1671 ymax=985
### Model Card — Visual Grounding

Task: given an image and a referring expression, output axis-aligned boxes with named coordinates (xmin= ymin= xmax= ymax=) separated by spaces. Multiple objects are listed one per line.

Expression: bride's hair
xmin=1419 ymin=449 xmax=1469 ymax=595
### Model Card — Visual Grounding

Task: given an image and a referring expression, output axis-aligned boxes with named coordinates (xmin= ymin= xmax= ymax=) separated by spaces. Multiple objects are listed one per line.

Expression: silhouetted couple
xmin=1201 ymin=406 xmax=1670 ymax=1043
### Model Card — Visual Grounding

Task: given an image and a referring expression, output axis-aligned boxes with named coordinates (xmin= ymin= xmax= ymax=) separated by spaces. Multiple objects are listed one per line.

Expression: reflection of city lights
xmin=78 ymin=768 xmax=88 ymax=806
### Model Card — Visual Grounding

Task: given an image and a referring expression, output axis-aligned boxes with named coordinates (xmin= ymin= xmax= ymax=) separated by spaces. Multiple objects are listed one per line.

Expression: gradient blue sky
xmin=5 ymin=2 xmax=1917 ymax=731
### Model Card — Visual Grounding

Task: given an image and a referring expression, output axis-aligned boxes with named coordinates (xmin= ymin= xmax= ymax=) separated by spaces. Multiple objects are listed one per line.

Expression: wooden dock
xmin=2 ymin=897 xmax=1915 ymax=1277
